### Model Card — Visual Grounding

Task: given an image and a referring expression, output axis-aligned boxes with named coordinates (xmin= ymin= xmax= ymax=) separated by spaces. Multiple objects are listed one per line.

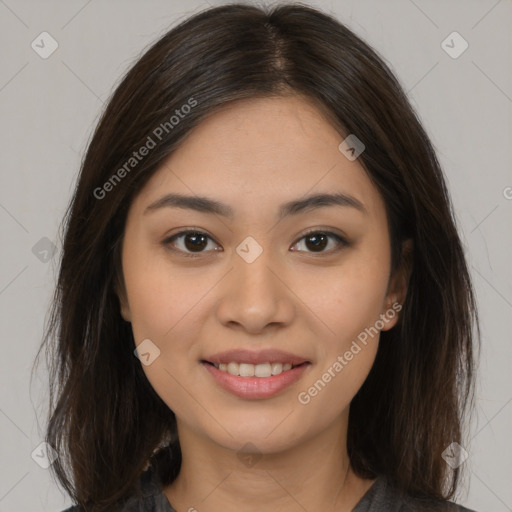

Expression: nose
xmin=215 ymin=246 xmax=295 ymax=335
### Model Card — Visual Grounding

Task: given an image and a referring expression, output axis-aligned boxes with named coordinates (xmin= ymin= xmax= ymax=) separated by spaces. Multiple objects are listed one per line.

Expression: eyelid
xmin=290 ymin=227 xmax=348 ymax=254
xmin=162 ymin=228 xmax=221 ymax=258
xmin=296 ymin=226 xmax=348 ymax=244
xmin=162 ymin=227 xmax=348 ymax=258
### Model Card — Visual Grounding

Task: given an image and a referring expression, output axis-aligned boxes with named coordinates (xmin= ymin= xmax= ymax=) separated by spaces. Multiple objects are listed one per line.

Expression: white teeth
xmin=255 ymin=363 xmax=272 ymax=377
xmin=271 ymin=363 xmax=282 ymax=375
xmin=227 ymin=362 xmax=238 ymax=375
xmin=239 ymin=363 xmax=254 ymax=377
xmin=213 ymin=361 xmax=298 ymax=377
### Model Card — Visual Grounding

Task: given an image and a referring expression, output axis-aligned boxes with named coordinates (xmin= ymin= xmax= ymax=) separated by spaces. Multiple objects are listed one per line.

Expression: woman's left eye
xmin=291 ymin=230 xmax=347 ymax=254
xmin=163 ymin=229 xmax=347 ymax=258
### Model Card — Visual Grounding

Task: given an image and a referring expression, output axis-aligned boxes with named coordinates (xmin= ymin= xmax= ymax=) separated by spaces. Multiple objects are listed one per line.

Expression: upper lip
xmin=203 ymin=349 xmax=310 ymax=366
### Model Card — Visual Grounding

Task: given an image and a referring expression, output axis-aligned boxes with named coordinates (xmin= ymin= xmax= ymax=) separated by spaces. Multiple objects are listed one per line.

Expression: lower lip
xmin=201 ymin=362 xmax=311 ymax=399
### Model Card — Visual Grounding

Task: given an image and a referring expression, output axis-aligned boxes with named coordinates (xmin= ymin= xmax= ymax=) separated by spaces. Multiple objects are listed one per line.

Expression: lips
xmin=202 ymin=348 xmax=310 ymax=366
xmin=200 ymin=348 xmax=312 ymax=399
xmin=202 ymin=360 xmax=311 ymax=399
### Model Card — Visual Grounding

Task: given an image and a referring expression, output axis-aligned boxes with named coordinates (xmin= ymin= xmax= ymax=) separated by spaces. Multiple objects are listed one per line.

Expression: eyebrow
xmin=144 ymin=191 xmax=368 ymax=219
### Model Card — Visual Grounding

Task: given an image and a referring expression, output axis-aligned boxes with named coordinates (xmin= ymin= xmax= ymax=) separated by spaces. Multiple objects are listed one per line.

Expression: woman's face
xmin=118 ymin=95 xmax=404 ymax=454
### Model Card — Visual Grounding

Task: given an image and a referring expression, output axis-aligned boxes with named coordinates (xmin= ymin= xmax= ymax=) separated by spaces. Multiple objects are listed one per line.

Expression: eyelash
xmin=162 ymin=228 xmax=348 ymax=259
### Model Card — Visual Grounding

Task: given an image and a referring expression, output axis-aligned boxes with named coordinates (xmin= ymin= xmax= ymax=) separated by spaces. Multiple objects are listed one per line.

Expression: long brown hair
xmin=33 ymin=2 xmax=480 ymax=510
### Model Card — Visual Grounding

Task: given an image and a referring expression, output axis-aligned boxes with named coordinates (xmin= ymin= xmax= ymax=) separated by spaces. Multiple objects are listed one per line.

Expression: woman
xmin=35 ymin=2 xmax=480 ymax=511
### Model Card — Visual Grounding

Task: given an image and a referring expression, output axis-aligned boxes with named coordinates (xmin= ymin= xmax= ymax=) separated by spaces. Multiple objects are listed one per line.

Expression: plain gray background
xmin=0 ymin=0 xmax=511 ymax=510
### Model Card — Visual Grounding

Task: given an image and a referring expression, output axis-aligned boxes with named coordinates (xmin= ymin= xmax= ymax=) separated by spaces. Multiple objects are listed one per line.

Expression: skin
xmin=117 ymin=95 xmax=411 ymax=512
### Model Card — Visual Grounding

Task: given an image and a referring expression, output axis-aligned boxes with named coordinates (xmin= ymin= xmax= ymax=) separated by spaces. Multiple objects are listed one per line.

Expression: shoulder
xmin=399 ymin=497 xmax=478 ymax=512
xmin=355 ymin=473 xmax=479 ymax=512
xmin=394 ymin=486 xmax=479 ymax=512
xmin=59 ymin=463 xmax=175 ymax=512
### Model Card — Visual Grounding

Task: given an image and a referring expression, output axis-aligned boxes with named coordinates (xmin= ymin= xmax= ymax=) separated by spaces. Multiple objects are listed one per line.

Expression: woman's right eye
xmin=163 ymin=230 xmax=222 ymax=258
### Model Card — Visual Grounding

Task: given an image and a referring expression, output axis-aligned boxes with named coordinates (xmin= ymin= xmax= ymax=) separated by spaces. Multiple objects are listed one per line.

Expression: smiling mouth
xmin=202 ymin=360 xmax=309 ymax=378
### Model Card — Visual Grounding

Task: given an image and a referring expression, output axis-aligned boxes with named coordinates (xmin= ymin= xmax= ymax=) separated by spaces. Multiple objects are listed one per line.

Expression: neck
xmin=162 ymin=417 xmax=374 ymax=512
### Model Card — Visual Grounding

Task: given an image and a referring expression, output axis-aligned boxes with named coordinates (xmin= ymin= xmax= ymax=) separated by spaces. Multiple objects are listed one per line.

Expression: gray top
xmin=62 ymin=464 xmax=478 ymax=511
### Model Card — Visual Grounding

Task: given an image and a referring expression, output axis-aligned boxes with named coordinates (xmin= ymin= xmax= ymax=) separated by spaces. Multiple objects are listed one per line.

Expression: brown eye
xmin=163 ymin=230 xmax=220 ymax=257
xmin=304 ymin=233 xmax=328 ymax=252
xmin=163 ymin=229 xmax=348 ymax=258
xmin=291 ymin=231 xmax=347 ymax=254
xmin=182 ymin=232 xmax=209 ymax=252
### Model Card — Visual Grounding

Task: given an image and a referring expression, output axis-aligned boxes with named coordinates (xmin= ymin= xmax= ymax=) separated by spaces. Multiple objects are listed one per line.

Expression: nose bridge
xmin=236 ymin=245 xmax=277 ymax=293
xmin=215 ymin=235 xmax=294 ymax=331
xmin=234 ymin=238 xmax=282 ymax=303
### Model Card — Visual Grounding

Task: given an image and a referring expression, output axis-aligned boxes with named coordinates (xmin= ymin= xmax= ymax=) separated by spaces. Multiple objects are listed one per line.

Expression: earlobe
xmin=119 ymin=298 xmax=132 ymax=323
xmin=381 ymin=238 xmax=414 ymax=331
xmin=112 ymin=240 xmax=132 ymax=322
xmin=114 ymin=278 xmax=131 ymax=323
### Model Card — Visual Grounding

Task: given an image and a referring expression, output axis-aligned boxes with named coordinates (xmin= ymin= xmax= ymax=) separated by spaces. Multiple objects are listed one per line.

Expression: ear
xmin=118 ymin=292 xmax=132 ymax=323
xmin=112 ymin=239 xmax=132 ymax=323
xmin=114 ymin=272 xmax=132 ymax=323
xmin=381 ymin=238 xmax=413 ymax=331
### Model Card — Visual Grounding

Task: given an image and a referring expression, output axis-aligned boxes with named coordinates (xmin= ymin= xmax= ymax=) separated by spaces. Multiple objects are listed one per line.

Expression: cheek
xmin=297 ymin=255 xmax=390 ymax=346
xmin=123 ymin=255 xmax=207 ymax=343
xmin=123 ymin=259 xmax=207 ymax=413
xmin=295 ymin=264 xmax=386 ymax=414
xmin=298 ymin=339 xmax=378 ymax=422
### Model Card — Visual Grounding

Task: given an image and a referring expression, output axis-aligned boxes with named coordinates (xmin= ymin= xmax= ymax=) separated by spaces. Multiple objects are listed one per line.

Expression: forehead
xmin=130 ymin=95 xmax=385 ymax=220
